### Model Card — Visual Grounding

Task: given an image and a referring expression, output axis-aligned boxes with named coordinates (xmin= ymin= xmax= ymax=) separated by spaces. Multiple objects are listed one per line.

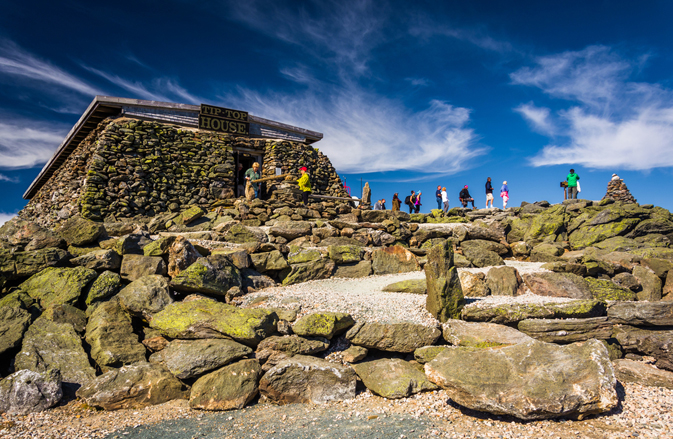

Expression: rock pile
xmin=603 ymin=174 xmax=637 ymax=204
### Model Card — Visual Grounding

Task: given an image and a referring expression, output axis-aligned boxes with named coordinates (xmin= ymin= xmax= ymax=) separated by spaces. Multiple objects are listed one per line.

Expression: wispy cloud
xmin=0 ymin=212 xmax=17 ymax=227
xmin=0 ymin=119 xmax=67 ymax=169
xmin=408 ymin=16 xmax=516 ymax=54
xmin=405 ymin=77 xmax=431 ymax=87
xmin=512 ymin=45 xmax=673 ymax=170
xmin=0 ymin=173 xmax=19 ymax=183
xmin=0 ymin=40 xmax=101 ymax=96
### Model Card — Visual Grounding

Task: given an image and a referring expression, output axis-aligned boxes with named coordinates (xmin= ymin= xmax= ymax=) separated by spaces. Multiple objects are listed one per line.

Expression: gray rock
xmin=346 ymin=322 xmax=441 ymax=353
xmin=614 ymin=326 xmax=673 ymax=371
xmin=118 ymin=275 xmax=173 ymax=321
xmin=269 ymin=222 xmax=312 ymax=240
xmin=190 ymin=359 xmax=262 ymax=410
xmin=586 ymin=277 xmax=637 ymax=301
xmin=613 ymin=359 xmax=673 ymax=389
xmin=250 ymin=250 xmax=289 ymax=273
xmin=414 ymin=346 xmax=451 ymax=364
xmin=425 ymin=240 xmax=464 ymax=322
xmin=611 ymin=272 xmax=641 ymax=292
xmin=241 ymin=268 xmax=276 ymax=292
xmin=352 ymin=358 xmax=437 ymax=399
xmin=58 ymin=217 xmax=105 ymax=246
xmin=461 ymin=299 xmax=607 ymax=325
xmin=461 ymin=246 xmax=504 ymax=268
xmin=608 ymin=302 xmax=673 ymax=326
xmin=486 ymin=266 xmax=523 ymax=296
xmin=522 ymin=272 xmax=592 ymax=299
xmin=443 ymin=320 xmax=532 ymax=347
xmin=425 ymin=339 xmax=618 ymax=420
xmin=167 ymin=236 xmax=201 ymax=277
xmin=0 ymin=369 xmax=62 ymax=415
xmin=632 ymin=266 xmax=662 ymax=301
xmin=327 ymin=245 xmax=364 ymax=264
xmin=0 ymin=217 xmax=65 ymax=251
xmin=333 ymin=261 xmax=372 ymax=278
xmin=41 ymin=304 xmax=87 ymax=334
xmin=70 ymin=249 xmax=121 ymax=271
xmin=149 ymin=338 xmax=252 ymax=379
xmin=517 ymin=317 xmax=614 ymax=343
xmin=224 ymin=224 xmax=269 ymax=244
xmin=292 ymin=312 xmax=354 ymax=339
xmin=120 ymin=254 xmax=167 ymax=281
xmin=259 ymin=355 xmax=356 ymax=404
xmin=281 ymin=258 xmax=335 ymax=286
xmin=461 ymin=239 xmax=509 ymax=257
xmin=530 ymin=243 xmax=564 ymax=262
xmin=255 ymin=335 xmax=330 ymax=370
xmin=85 ymin=270 xmax=122 ymax=306
xmin=76 ymin=362 xmax=187 ymax=410
xmin=170 ymin=254 xmax=242 ymax=296
xmin=0 ymin=292 xmax=32 ymax=357
xmin=20 ymin=266 xmax=97 ymax=309
xmin=15 ymin=318 xmax=96 ymax=389
xmin=342 ymin=345 xmax=368 ymax=363
xmin=382 ymin=279 xmax=427 ymax=295
xmin=0 ymin=247 xmax=70 ymax=284
xmin=458 ymin=271 xmax=489 ymax=297
xmin=371 ymin=246 xmax=420 ymax=275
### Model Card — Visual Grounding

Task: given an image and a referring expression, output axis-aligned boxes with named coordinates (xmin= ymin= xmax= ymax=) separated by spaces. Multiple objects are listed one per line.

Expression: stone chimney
xmin=603 ymin=174 xmax=637 ymax=203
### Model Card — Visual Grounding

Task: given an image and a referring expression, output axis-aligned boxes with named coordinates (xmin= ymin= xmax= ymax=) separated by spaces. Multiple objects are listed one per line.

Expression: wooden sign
xmin=199 ymin=104 xmax=250 ymax=135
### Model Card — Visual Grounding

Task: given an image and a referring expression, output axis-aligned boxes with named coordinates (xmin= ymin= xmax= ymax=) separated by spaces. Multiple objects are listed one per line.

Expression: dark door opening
xmin=235 ymin=152 xmax=263 ymax=198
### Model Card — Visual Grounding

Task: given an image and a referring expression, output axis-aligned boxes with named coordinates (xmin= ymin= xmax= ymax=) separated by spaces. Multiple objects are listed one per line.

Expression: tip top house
xmin=21 ymin=96 xmax=348 ymax=224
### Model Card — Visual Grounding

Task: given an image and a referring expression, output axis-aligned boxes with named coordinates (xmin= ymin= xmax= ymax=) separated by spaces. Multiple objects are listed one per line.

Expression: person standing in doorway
xmin=392 ymin=193 xmax=401 ymax=212
xmin=500 ymin=181 xmax=509 ymax=209
xmin=245 ymin=162 xmax=261 ymax=198
xmin=435 ymin=185 xmax=442 ymax=210
xmin=441 ymin=187 xmax=449 ymax=216
xmin=567 ymin=168 xmax=580 ymax=199
xmin=297 ymin=166 xmax=311 ymax=206
xmin=485 ymin=177 xmax=494 ymax=209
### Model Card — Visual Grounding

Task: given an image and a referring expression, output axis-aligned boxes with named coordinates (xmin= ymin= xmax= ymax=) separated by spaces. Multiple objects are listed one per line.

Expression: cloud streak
xmin=0 ymin=174 xmax=19 ymax=182
xmin=0 ymin=119 xmax=67 ymax=169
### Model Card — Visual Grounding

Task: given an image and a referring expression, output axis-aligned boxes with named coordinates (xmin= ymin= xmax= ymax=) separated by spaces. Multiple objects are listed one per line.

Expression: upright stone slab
xmin=425 ymin=241 xmax=464 ymax=321
xmin=190 ymin=359 xmax=262 ymax=411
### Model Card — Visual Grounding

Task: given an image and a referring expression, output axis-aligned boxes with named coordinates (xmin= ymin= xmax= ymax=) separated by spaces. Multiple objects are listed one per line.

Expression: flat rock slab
xmin=190 ymin=359 xmax=261 ymax=411
xmin=259 ymin=355 xmax=356 ymax=404
xmin=346 ymin=322 xmax=441 ymax=353
xmin=613 ymin=359 xmax=673 ymax=389
xmin=442 ymin=320 xmax=532 ymax=347
xmin=150 ymin=298 xmax=277 ymax=347
xmin=292 ymin=312 xmax=354 ymax=339
xmin=522 ymin=272 xmax=592 ymax=299
xmin=608 ymin=302 xmax=673 ymax=326
xmin=77 ymin=362 xmax=187 ymax=410
xmin=0 ymin=369 xmax=62 ymax=415
xmin=382 ymin=279 xmax=427 ymax=294
xmin=352 ymin=358 xmax=437 ymax=399
xmin=517 ymin=317 xmax=614 ymax=344
xmin=425 ymin=339 xmax=618 ymax=420
xmin=20 ymin=266 xmax=97 ymax=309
xmin=614 ymin=326 xmax=673 ymax=372
xmin=149 ymin=338 xmax=252 ymax=380
xmin=461 ymin=299 xmax=606 ymax=325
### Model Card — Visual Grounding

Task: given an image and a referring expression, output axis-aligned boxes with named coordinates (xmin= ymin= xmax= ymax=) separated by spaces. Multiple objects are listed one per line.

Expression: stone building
xmin=21 ymin=96 xmax=349 ymax=225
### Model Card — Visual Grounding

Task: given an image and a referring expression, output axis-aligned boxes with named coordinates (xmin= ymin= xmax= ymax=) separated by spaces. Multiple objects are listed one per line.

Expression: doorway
xmin=235 ymin=151 xmax=263 ymax=198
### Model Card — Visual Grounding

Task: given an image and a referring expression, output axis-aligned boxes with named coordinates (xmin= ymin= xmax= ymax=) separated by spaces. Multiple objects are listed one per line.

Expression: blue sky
xmin=2 ymin=0 xmax=673 ymax=224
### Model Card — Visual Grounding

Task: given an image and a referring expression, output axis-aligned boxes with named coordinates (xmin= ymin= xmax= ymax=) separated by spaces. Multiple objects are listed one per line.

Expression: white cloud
xmin=405 ymin=77 xmax=431 ymax=87
xmin=0 ymin=173 xmax=18 ymax=182
xmin=0 ymin=119 xmax=66 ymax=169
xmin=512 ymin=45 xmax=673 ymax=170
xmin=0 ymin=40 xmax=101 ymax=96
xmin=0 ymin=213 xmax=17 ymax=227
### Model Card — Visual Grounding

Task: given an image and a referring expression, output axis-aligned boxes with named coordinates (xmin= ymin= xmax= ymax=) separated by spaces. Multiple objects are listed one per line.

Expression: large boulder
xmin=486 ymin=266 xmax=523 ymax=296
xmin=167 ymin=236 xmax=201 ymax=277
xmin=614 ymin=326 xmax=673 ymax=371
xmin=70 ymin=249 xmax=121 ymax=272
xmin=250 ymin=250 xmax=289 ymax=273
xmin=458 ymin=271 xmax=489 ymax=297
xmin=118 ymin=275 xmax=173 ymax=321
xmin=371 ymin=246 xmax=420 ymax=275
xmin=0 ymin=292 xmax=33 ymax=357
xmin=269 ymin=222 xmax=312 ymax=240
xmin=20 ymin=266 xmax=97 ymax=309
xmin=632 ymin=266 xmax=663 ymax=301
xmin=281 ymin=259 xmax=335 ymax=286
xmin=291 ymin=312 xmax=355 ymax=339
xmin=85 ymin=270 xmax=122 ymax=306
xmin=333 ymin=261 xmax=372 ymax=278
xmin=612 ymin=359 xmax=673 ymax=389
xmin=150 ymin=298 xmax=277 ymax=347
xmin=120 ymin=254 xmax=167 ymax=281
xmin=442 ymin=320 xmax=532 ymax=347
xmin=461 ymin=246 xmax=504 ymax=268
xmin=85 ymin=300 xmax=147 ymax=371
xmin=425 ymin=339 xmax=618 ymax=420
xmin=41 ymin=304 xmax=87 ymax=334
xmin=608 ymin=302 xmax=673 ymax=326
xmin=586 ymin=277 xmax=637 ymax=301
xmin=522 ymin=272 xmax=592 ymax=299
xmin=461 ymin=239 xmax=509 ymax=257
xmin=259 ymin=355 xmax=357 ymax=404
xmin=15 ymin=318 xmax=96 ymax=390
xmin=352 ymin=358 xmax=437 ymax=399
xmin=0 ymin=369 xmax=62 ymax=415
xmin=170 ymin=254 xmax=242 ymax=297
xmin=346 ymin=322 xmax=441 ymax=353
xmin=461 ymin=299 xmax=606 ymax=325
xmin=0 ymin=217 xmax=65 ymax=251
xmin=529 ymin=243 xmax=564 ymax=263
xmin=149 ymin=338 xmax=252 ymax=380
xmin=517 ymin=317 xmax=613 ymax=343
xmin=76 ymin=362 xmax=187 ymax=410
xmin=523 ymin=205 xmax=567 ymax=244
xmin=286 ymin=247 xmax=322 ymax=264
xmin=569 ymin=219 xmax=640 ymax=249
xmin=189 ymin=359 xmax=262 ymax=410
xmin=0 ymin=247 xmax=70 ymax=287
xmin=58 ymin=216 xmax=105 ymax=246
xmin=425 ymin=241 xmax=464 ymax=321
xmin=327 ymin=245 xmax=364 ymax=264
xmin=224 ymin=224 xmax=268 ymax=244
xmin=255 ymin=335 xmax=330 ymax=371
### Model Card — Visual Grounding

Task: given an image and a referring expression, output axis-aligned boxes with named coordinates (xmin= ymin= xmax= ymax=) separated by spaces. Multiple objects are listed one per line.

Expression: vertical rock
xmin=425 ymin=240 xmax=464 ymax=321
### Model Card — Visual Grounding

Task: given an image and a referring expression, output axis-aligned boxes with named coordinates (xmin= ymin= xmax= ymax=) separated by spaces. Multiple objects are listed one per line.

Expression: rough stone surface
xmin=291 ymin=312 xmax=355 ymax=339
xmin=486 ymin=266 xmax=523 ymax=296
xmin=522 ymin=272 xmax=592 ymax=299
xmin=461 ymin=245 xmax=504 ymax=268
xmin=167 ymin=236 xmax=201 ymax=277
xmin=20 ymin=266 xmax=97 ymax=309
xmin=612 ymin=358 xmax=673 ymax=389
xmin=76 ymin=362 xmax=187 ymax=410
xmin=346 ymin=322 xmax=441 ymax=353
xmin=342 ymin=345 xmax=368 ymax=363
xmin=259 ymin=355 xmax=357 ymax=404
xmin=458 ymin=271 xmax=489 ymax=297
xmin=170 ymin=254 xmax=242 ymax=296
xmin=608 ymin=302 xmax=673 ymax=326
xmin=70 ymin=249 xmax=121 ymax=271
xmin=586 ymin=277 xmax=637 ymax=301
xmin=425 ymin=339 xmax=618 ymax=420
xmin=632 ymin=265 xmax=663 ymax=301
xmin=281 ymin=258 xmax=335 ymax=286
xmin=382 ymin=279 xmax=427 ymax=295
xmin=461 ymin=300 xmax=607 ymax=325
xmin=371 ymin=246 xmax=420 ymax=275
xmin=250 ymin=250 xmax=289 ymax=273
xmin=614 ymin=325 xmax=673 ymax=371
xmin=117 ymin=275 xmax=173 ymax=321
xmin=352 ymin=358 xmax=437 ymax=399
xmin=85 ymin=270 xmax=122 ymax=305
xmin=442 ymin=320 xmax=533 ymax=347
xmin=58 ymin=217 xmax=104 ymax=246
xmin=414 ymin=346 xmax=451 ymax=364
xmin=120 ymin=254 xmax=167 ymax=281
xmin=333 ymin=260 xmax=372 ymax=278
xmin=189 ymin=359 xmax=262 ymax=410
xmin=0 ymin=369 xmax=62 ymax=415
xmin=517 ymin=317 xmax=614 ymax=343
xmin=0 ymin=293 xmax=32 ymax=357
xmin=425 ymin=241 xmax=464 ymax=322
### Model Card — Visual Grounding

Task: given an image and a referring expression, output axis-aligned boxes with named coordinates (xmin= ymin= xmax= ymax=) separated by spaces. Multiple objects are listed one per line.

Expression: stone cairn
xmin=603 ymin=174 xmax=637 ymax=203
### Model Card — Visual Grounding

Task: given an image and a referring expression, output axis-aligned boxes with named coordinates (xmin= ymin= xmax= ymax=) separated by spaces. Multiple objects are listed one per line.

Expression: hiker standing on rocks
xmin=297 ymin=166 xmax=311 ymax=206
xmin=373 ymin=199 xmax=386 ymax=210
xmin=392 ymin=193 xmax=401 ymax=211
xmin=485 ymin=177 xmax=494 ymax=209
xmin=441 ymin=187 xmax=449 ymax=216
xmin=459 ymin=185 xmax=475 ymax=209
xmin=244 ymin=162 xmax=261 ymax=198
xmin=405 ymin=191 xmax=416 ymax=214
xmin=414 ymin=191 xmax=422 ymax=213
xmin=500 ymin=181 xmax=509 ymax=209
xmin=567 ymin=168 xmax=580 ymax=199
xmin=435 ymin=185 xmax=442 ymax=210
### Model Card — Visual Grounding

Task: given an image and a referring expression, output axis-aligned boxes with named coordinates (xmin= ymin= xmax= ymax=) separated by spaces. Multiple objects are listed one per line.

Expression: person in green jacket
xmin=244 ymin=162 xmax=261 ymax=198
xmin=567 ymin=168 xmax=580 ymax=199
xmin=297 ymin=166 xmax=311 ymax=205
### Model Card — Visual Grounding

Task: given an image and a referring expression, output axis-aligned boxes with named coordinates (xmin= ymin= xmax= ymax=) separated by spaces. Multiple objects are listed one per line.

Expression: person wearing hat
xmin=297 ymin=166 xmax=312 ymax=206
xmin=566 ymin=168 xmax=580 ymax=199
xmin=500 ymin=181 xmax=509 ymax=209
xmin=244 ymin=162 xmax=261 ymax=198
xmin=459 ymin=185 xmax=475 ymax=209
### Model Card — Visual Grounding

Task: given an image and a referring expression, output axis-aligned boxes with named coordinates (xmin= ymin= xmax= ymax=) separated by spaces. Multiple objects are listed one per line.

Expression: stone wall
xmin=21 ymin=118 xmax=348 ymax=225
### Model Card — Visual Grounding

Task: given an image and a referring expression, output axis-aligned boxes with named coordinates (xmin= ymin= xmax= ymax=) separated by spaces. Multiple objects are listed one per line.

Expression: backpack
xmin=404 ymin=195 xmax=411 ymax=205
